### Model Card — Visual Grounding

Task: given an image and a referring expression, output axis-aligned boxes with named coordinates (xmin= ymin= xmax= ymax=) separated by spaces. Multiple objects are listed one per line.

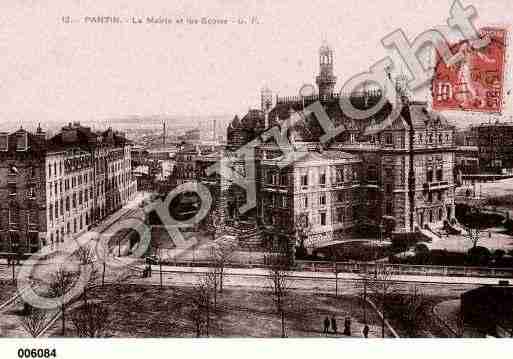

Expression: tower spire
xmin=316 ymin=40 xmax=337 ymax=99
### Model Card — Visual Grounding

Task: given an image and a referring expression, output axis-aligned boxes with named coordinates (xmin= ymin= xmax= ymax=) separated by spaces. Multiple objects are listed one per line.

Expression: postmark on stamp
xmin=432 ymin=27 xmax=507 ymax=113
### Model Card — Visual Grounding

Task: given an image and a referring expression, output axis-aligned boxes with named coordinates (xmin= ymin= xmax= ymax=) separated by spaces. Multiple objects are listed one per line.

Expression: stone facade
xmin=0 ymin=123 xmax=137 ymax=253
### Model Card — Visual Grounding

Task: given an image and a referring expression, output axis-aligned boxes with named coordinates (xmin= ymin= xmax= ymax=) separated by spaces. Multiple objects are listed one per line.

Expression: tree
xmin=73 ymin=245 xmax=99 ymax=306
xmin=400 ymin=285 xmax=425 ymax=337
xmin=186 ymin=275 xmax=215 ymax=337
xmin=19 ymin=304 xmax=50 ymax=338
xmin=210 ymin=239 xmax=236 ymax=293
xmin=355 ymin=264 xmax=373 ymax=325
xmin=267 ymin=257 xmax=290 ymax=338
xmin=369 ymin=263 xmax=396 ymax=338
xmin=294 ymin=213 xmax=309 ymax=258
xmin=70 ymin=301 xmax=110 ymax=338
xmin=48 ymin=268 xmax=79 ymax=336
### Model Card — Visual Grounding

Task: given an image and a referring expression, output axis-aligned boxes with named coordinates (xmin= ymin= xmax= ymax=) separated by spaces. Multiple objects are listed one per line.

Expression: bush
xmin=466 ymin=246 xmax=491 ymax=266
xmin=494 ymin=249 xmax=506 ymax=259
xmin=414 ymin=243 xmax=429 ymax=254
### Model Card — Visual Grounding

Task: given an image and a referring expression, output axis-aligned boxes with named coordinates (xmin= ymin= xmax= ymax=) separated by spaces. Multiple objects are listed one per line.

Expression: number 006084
xmin=17 ymin=349 xmax=56 ymax=358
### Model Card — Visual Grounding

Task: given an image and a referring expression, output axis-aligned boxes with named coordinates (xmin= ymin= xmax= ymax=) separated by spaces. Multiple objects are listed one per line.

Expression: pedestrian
xmin=343 ymin=317 xmax=351 ymax=336
xmin=363 ymin=324 xmax=369 ymax=338
xmin=331 ymin=316 xmax=337 ymax=334
xmin=148 ymin=264 xmax=152 ymax=277
xmin=323 ymin=316 xmax=330 ymax=335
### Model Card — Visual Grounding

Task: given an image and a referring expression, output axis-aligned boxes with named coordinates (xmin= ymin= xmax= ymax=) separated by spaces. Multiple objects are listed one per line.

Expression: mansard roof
xmin=267 ymin=94 xmax=393 ymax=142
xmin=240 ymin=109 xmax=265 ymax=129
xmin=264 ymin=149 xmax=360 ymax=166
xmin=0 ymin=128 xmax=47 ymax=154
xmin=229 ymin=115 xmax=240 ymax=129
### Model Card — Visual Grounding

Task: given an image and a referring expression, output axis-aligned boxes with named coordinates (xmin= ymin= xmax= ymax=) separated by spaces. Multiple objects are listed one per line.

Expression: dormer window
xmin=16 ymin=132 xmax=28 ymax=151
xmin=0 ymin=133 xmax=8 ymax=151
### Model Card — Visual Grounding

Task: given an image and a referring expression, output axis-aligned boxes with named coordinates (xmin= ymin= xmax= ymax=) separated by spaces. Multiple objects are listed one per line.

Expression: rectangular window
xmin=337 ymin=208 xmax=344 ymax=223
xmin=386 ymin=201 xmax=393 ymax=215
xmin=436 ymin=167 xmax=443 ymax=181
xmin=427 ymin=169 xmax=433 ymax=183
xmin=336 ymin=168 xmax=343 ymax=184
xmin=27 ymin=186 xmax=35 ymax=198
xmin=319 ymin=194 xmax=326 ymax=206
xmin=320 ymin=212 xmax=326 ymax=226
xmin=319 ymin=173 xmax=326 ymax=186
xmin=280 ymin=174 xmax=287 ymax=186
xmin=303 ymin=196 xmax=308 ymax=208
xmin=368 ymin=165 xmax=377 ymax=181
xmin=385 ymin=133 xmax=393 ymax=145
xmin=266 ymin=171 xmax=273 ymax=184
xmin=301 ymin=174 xmax=308 ymax=187
xmin=9 ymin=183 xmax=16 ymax=196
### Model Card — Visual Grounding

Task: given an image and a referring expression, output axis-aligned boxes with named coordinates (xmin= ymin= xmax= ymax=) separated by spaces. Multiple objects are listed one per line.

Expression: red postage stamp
xmin=432 ymin=27 xmax=507 ymax=113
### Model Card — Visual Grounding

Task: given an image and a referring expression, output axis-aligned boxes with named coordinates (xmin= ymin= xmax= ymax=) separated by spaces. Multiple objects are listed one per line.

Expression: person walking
xmin=363 ymin=324 xmax=370 ymax=338
xmin=323 ymin=316 xmax=330 ymax=335
xmin=343 ymin=317 xmax=352 ymax=336
xmin=331 ymin=316 xmax=337 ymax=334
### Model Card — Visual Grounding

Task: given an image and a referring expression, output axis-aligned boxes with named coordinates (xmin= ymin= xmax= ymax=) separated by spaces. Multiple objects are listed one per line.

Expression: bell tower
xmin=316 ymin=41 xmax=337 ymax=99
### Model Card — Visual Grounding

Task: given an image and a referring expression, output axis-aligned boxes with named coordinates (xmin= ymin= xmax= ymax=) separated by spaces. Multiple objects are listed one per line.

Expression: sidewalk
xmin=129 ymin=262 xmax=509 ymax=286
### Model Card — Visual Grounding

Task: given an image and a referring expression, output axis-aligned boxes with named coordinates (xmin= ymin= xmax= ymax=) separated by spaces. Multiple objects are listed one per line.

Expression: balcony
xmin=423 ymin=181 xmax=450 ymax=191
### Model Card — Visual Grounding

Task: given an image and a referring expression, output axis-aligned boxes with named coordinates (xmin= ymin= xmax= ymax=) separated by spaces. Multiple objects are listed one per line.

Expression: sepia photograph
xmin=0 ymin=0 xmax=512 ymax=357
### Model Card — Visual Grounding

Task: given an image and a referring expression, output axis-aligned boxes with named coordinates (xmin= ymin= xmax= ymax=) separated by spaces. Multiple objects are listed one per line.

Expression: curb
xmin=431 ymin=301 xmax=459 ymax=337
xmin=365 ymin=297 xmax=400 ymax=338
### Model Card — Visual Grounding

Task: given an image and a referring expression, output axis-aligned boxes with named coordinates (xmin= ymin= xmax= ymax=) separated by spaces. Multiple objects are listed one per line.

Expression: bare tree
xmin=267 ymin=257 xmax=290 ymax=338
xmin=48 ymin=268 xmax=79 ymax=336
xmin=70 ymin=301 xmax=110 ymax=338
xmin=210 ymin=239 xmax=236 ymax=293
xmin=369 ymin=263 xmax=396 ymax=338
xmin=186 ymin=275 xmax=215 ymax=337
xmin=19 ymin=304 xmax=50 ymax=338
xmin=355 ymin=264 xmax=373 ymax=325
xmin=74 ymin=245 xmax=99 ymax=306
xmin=455 ymin=308 xmax=466 ymax=338
xmin=400 ymin=285 xmax=425 ymax=337
xmin=294 ymin=213 xmax=309 ymax=257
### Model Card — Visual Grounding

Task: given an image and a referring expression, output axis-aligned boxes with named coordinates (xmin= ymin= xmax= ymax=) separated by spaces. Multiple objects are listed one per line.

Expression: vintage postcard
xmin=0 ymin=0 xmax=512 ymax=358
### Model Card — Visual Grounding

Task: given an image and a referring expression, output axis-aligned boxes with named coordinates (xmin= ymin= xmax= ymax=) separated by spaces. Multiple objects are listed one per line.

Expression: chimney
xmin=213 ymin=119 xmax=217 ymax=142
xmin=163 ymin=121 xmax=166 ymax=146
xmin=35 ymin=123 xmax=46 ymax=142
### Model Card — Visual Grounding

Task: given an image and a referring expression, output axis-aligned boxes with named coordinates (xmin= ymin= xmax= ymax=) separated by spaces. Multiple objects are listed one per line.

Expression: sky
xmin=0 ymin=0 xmax=512 ymax=131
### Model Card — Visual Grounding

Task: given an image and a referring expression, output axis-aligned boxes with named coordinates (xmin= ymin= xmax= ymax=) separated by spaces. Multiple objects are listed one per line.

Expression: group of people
xmin=142 ymin=264 xmax=152 ymax=278
xmin=323 ymin=316 xmax=370 ymax=338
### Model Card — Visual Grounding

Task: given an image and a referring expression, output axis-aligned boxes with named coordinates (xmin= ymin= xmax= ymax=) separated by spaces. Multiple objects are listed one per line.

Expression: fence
xmin=296 ymin=260 xmax=513 ymax=278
